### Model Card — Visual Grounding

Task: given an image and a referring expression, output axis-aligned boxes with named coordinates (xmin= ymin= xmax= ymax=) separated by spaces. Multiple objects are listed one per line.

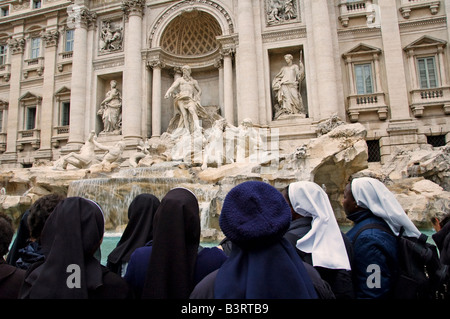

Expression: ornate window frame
xmin=404 ymin=36 xmax=450 ymax=117
xmin=342 ymin=43 xmax=388 ymax=122
xmin=17 ymin=91 xmax=41 ymax=151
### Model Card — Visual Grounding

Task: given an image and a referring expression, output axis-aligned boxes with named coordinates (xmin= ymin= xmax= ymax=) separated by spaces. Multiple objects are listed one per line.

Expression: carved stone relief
xmin=99 ymin=19 xmax=123 ymax=53
xmin=265 ymin=0 xmax=300 ymax=25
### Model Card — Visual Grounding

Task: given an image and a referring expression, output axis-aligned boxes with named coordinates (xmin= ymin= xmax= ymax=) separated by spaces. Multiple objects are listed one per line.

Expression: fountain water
xmin=67 ymin=166 xmax=225 ymax=241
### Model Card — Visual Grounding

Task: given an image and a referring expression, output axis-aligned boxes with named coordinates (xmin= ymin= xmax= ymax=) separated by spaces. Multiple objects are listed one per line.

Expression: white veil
xmin=289 ymin=181 xmax=351 ymax=270
xmin=351 ymin=177 xmax=421 ymax=238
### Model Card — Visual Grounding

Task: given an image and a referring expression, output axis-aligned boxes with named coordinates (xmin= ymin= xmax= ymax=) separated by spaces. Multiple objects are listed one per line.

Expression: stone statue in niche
xmin=272 ymin=52 xmax=305 ymax=120
xmin=98 ymin=80 xmax=122 ymax=135
xmin=165 ymin=65 xmax=211 ymax=134
xmin=266 ymin=0 xmax=297 ymax=24
xmin=99 ymin=20 xmax=123 ymax=53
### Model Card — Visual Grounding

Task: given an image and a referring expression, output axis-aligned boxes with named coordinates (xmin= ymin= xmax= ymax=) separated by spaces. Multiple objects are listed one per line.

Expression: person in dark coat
xmin=6 ymin=210 xmax=30 ymax=266
xmin=282 ymin=181 xmax=354 ymax=299
xmin=431 ymin=213 xmax=450 ymax=299
xmin=344 ymin=177 xmax=422 ymax=299
xmin=19 ymin=197 xmax=132 ymax=299
xmin=124 ymin=187 xmax=227 ymax=299
xmin=0 ymin=213 xmax=25 ymax=299
xmin=107 ymin=193 xmax=160 ymax=276
xmin=191 ymin=181 xmax=318 ymax=299
xmin=15 ymin=193 xmax=65 ymax=270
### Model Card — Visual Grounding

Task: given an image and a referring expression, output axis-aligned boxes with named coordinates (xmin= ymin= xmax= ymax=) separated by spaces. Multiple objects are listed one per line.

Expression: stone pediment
xmin=54 ymin=86 xmax=71 ymax=96
xmin=18 ymin=91 xmax=41 ymax=102
xmin=404 ymin=35 xmax=447 ymax=50
xmin=343 ymin=43 xmax=381 ymax=57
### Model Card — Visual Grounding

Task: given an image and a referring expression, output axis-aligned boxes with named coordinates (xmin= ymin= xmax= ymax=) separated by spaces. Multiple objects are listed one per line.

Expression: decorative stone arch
xmin=148 ymin=0 xmax=235 ymax=50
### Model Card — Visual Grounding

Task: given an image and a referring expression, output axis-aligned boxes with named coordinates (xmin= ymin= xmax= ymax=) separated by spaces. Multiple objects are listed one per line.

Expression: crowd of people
xmin=0 ymin=177 xmax=449 ymax=299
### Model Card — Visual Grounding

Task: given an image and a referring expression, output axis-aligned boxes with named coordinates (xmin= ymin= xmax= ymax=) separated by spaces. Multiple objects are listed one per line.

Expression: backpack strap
xmin=352 ymin=222 xmax=394 ymax=243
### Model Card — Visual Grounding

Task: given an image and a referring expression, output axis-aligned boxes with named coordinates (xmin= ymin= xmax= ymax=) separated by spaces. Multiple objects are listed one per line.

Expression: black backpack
xmin=353 ymin=223 xmax=447 ymax=299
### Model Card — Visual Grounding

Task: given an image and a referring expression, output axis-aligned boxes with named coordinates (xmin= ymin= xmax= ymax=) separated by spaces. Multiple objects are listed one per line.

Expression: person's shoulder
xmin=93 ymin=266 xmax=133 ymax=299
xmin=129 ymin=245 xmax=152 ymax=261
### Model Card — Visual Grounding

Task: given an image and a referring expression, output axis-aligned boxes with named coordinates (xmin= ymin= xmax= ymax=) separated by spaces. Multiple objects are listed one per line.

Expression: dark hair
xmin=439 ymin=213 xmax=450 ymax=228
xmin=0 ymin=213 xmax=14 ymax=257
xmin=27 ymin=193 xmax=66 ymax=240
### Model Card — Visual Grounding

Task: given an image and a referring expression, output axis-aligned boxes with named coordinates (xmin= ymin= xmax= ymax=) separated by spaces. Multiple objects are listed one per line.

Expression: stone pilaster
xmin=37 ymin=29 xmax=59 ymax=160
xmin=378 ymin=0 xmax=411 ymax=121
xmin=2 ymin=35 xmax=25 ymax=163
xmin=309 ymin=0 xmax=341 ymax=121
xmin=236 ymin=0 xmax=259 ymax=125
xmin=65 ymin=7 xmax=97 ymax=150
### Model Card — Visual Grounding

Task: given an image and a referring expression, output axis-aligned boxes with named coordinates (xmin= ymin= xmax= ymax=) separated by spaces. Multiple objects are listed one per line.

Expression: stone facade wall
xmin=0 ymin=0 xmax=448 ymax=167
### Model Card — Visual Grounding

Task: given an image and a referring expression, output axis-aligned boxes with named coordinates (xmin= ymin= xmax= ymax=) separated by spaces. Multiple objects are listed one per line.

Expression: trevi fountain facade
xmin=0 ymin=0 xmax=449 ymax=240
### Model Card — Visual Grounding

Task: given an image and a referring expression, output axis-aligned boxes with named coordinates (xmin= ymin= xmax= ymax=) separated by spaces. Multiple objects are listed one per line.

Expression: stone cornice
xmin=261 ymin=27 xmax=306 ymax=43
xmin=398 ymin=16 xmax=446 ymax=33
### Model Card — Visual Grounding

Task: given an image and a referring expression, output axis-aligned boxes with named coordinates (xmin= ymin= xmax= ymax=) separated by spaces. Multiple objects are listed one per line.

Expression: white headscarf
xmin=351 ymin=177 xmax=421 ymax=238
xmin=289 ymin=181 xmax=351 ymax=270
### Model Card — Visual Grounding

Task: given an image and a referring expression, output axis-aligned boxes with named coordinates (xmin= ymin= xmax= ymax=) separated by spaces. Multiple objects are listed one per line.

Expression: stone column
xmin=215 ymin=58 xmax=224 ymax=118
xmin=222 ymin=48 xmax=234 ymax=125
xmin=122 ymin=0 xmax=145 ymax=142
xmin=379 ymin=0 xmax=411 ymax=121
xmin=66 ymin=7 xmax=96 ymax=149
xmin=407 ymin=49 xmax=417 ymax=89
xmin=373 ymin=53 xmax=383 ymax=92
xmin=3 ymin=35 xmax=25 ymax=162
xmin=149 ymin=60 xmax=163 ymax=137
xmin=309 ymin=0 xmax=341 ymax=120
xmin=236 ymin=0 xmax=259 ymax=124
xmin=37 ymin=28 xmax=59 ymax=160
xmin=345 ymin=57 xmax=355 ymax=95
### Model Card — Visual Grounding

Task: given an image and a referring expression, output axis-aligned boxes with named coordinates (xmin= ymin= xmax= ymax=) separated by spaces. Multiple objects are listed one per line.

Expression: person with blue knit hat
xmin=190 ymin=180 xmax=318 ymax=299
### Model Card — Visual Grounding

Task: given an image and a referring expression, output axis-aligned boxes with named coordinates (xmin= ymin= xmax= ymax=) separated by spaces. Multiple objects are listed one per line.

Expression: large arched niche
xmin=160 ymin=10 xmax=222 ymax=58
xmin=148 ymin=0 xmax=234 ymax=50
xmin=147 ymin=1 xmax=236 ymax=132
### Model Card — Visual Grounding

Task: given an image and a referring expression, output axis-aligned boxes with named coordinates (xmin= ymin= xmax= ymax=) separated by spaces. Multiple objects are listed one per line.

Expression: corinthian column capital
xmin=7 ymin=37 xmax=25 ymax=55
xmin=121 ymin=0 xmax=145 ymax=18
xmin=67 ymin=5 xmax=97 ymax=29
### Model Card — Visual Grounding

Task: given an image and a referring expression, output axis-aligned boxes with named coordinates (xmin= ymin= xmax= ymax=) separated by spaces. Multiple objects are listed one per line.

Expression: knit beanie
xmin=219 ymin=181 xmax=291 ymax=250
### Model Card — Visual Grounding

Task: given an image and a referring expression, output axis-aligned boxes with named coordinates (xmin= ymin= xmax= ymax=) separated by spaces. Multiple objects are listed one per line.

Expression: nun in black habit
xmin=19 ymin=197 xmax=132 ymax=299
xmin=106 ymin=193 xmax=160 ymax=276
xmin=124 ymin=187 xmax=227 ymax=299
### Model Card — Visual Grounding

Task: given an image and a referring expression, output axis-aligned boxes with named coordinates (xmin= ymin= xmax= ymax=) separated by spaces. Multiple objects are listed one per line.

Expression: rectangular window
xmin=26 ymin=106 xmax=36 ymax=130
xmin=427 ymin=135 xmax=446 ymax=147
xmin=417 ymin=56 xmax=438 ymax=89
xmin=366 ymin=139 xmax=381 ymax=162
xmin=33 ymin=0 xmax=42 ymax=9
xmin=0 ymin=45 xmax=6 ymax=65
xmin=61 ymin=101 xmax=70 ymax=126
xmin=0 ymin=110 xmax=3 ymax=132
xmin=1 ymin=6 xmax=9 ymax=17
xmin=30 ymin=38 xmax=40 ymax=59
xmin=355 ymin=63 xmax=374 ymax=94
xmin=65 ymin=30 xmax=74 ymax=52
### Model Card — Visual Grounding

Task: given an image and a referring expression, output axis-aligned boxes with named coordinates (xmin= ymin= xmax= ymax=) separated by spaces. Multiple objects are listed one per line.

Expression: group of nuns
xmin=6 ymin=175 xmax=445 ymax=299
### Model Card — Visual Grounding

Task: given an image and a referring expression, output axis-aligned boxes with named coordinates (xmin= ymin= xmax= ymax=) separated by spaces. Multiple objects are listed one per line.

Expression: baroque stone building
xmin=0 ymin=0 xmax=449 ymax=168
